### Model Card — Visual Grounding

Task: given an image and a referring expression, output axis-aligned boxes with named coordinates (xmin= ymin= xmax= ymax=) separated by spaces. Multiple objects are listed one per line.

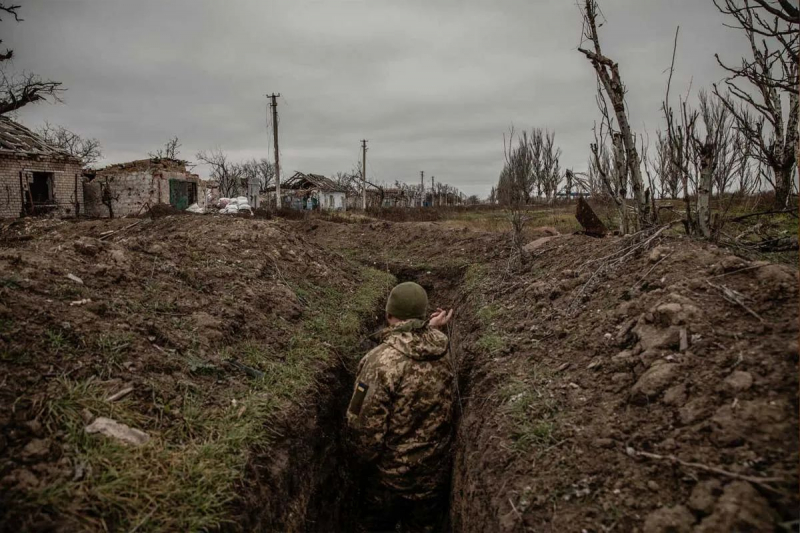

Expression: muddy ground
xmin=0 ymin=211 xmax=797 ymax=532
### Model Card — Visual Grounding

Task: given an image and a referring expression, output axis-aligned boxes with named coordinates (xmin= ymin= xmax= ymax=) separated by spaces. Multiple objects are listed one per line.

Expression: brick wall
xmin=84 ymin=168 xmax=207 ymax=218
xmin=0 ymin=155 xmax=84 ymax=219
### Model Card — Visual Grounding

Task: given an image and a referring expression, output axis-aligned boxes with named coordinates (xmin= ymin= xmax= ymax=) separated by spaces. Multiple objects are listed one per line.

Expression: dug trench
xmin=1 ymin=215 xmax=797 ymax=532
xmin=296 ymin=262 xmax=471 ymax=532
xmin=304 ymin=219 xmax=798 ymax=532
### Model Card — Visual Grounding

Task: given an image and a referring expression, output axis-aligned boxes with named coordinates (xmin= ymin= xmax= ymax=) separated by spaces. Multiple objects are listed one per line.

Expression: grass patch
xmin=463 ymin=263 xmax=488 ymax=293
xmin=500 ymin=370 xmax=560 ymax=453
xmin=29 ymin=266 xmax=394 ymax=532
xmin=476 ymin=332 xmax=506 ymax=354
xmin=476 ymin=304 xmax=501 ymax=326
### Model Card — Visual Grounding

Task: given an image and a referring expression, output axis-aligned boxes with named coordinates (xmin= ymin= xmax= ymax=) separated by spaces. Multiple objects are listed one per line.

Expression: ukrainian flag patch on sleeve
xmin=348 ymin=382 xmax=369 ymax=415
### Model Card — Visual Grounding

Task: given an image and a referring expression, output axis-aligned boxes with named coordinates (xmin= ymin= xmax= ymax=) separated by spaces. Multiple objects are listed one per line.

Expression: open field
xmin=0 ymin=203 xmax=797 ymax=532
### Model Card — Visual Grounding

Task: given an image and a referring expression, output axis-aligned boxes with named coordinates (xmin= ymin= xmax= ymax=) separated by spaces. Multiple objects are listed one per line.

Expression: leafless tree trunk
xmin=0 ymin=4 xmax=63 ymax=115
xmin=713 ymin=0 xmax=798 ymax=207
xmin=100 ymin=177 xmax=119 ymax=219
xmin=579 ymin=0 xmax=649 ymax=228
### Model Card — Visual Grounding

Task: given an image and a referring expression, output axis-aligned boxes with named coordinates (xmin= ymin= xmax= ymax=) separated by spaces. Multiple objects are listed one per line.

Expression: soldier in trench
xmin=346 ymin=281 xmax=455 ymax=532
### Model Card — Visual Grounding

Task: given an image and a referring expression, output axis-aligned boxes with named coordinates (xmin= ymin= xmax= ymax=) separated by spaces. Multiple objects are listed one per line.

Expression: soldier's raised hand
xmin=429 ymin=308 xmax=454 ymax=328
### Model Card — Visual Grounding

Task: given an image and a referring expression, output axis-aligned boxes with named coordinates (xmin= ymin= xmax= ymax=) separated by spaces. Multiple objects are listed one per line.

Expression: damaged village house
xmin=267 ymin=172 xmax=347 ymax=211
xmin=83 ymin=158 xmax=206 ymax=218
xmin=0 ymin=117 xmax=84 ymax=218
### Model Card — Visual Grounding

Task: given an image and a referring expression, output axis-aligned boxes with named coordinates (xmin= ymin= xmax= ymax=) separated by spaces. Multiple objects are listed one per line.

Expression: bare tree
xmin=713 ymin=0 xmax=798 ymax=207
xmin=0 ymin=4 xmax=63 ymax=115
xmin=149 ymin=136 xmax=182 ymax=160
xmin=241 ymin=158 xmax=274 ymax=194
xmin=100 ymin=177 xmax=119 ymax=219
xmin=36 ymin=122 xmax=102 ymax=167
xmin=533 ymin=129 xmax=562 ymax=203
xmin=499 ymin=127 xmax=533 ymax=259
xmin=578 ymin=0 xmax=650 ymax=229
xmin=196 ymin=149 xmax=244 ymax=198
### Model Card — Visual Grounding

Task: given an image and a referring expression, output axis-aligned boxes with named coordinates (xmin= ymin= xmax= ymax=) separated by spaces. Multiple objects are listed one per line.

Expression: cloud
xmin=10 ymin=0 xmax=747 ymax=196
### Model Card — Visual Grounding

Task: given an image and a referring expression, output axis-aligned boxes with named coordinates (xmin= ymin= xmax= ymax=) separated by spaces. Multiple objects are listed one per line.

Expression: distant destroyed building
xmin=0 ymin=117 xmax=84 ymax=218
xmin=271 ymin=172 xmax=346 ymax=211
xmin=83 ymin=158 xmax=206 ymax=217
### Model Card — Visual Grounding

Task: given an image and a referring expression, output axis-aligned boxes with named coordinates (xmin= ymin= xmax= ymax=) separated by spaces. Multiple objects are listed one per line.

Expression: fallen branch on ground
xmin=706 ymin=280 xmax=764 ymax=322
xmin=631 ymin=448 xmax=785 ymax=494
xmin=99 ymin=221 xmax=141 ymax=241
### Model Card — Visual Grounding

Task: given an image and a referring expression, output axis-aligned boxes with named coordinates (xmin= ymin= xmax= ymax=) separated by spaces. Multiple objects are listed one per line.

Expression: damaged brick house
xmin=268 ymin=172 xmax=347 ymax=211
xmin=0 ymin=116 xmax=84 ymax=218
xmin=83 ymin=158 xmax=206 ymax=217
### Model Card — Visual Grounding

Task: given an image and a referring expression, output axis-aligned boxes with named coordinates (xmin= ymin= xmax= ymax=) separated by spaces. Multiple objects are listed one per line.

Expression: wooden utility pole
xmin=420 ymin=171 xmax=424 ymax=207
xmin=431 ymin=175 xmax=435 ymax=207
xmin=268 ymin=93 xmax=281 ymax=208
xmin=360 ymin=140 xmax=368 ymax=210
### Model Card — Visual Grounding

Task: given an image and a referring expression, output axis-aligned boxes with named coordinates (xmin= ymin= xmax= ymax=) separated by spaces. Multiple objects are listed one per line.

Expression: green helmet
xmin=385 ymin=282 xmax=428 ymax=320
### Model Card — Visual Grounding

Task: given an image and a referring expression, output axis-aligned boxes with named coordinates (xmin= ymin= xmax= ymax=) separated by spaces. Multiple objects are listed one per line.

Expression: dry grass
xmin=26 ymin=267 xmax=394 ymax=532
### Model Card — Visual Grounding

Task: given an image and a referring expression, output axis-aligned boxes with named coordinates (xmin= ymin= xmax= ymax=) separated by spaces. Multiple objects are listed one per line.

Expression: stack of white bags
xmin=217 ymin=196 xmax=252 ymax=215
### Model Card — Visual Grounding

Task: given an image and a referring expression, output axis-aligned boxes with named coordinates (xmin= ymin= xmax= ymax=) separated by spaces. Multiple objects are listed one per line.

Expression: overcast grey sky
xmin=10 ymin=0 xmax=747 ymax=197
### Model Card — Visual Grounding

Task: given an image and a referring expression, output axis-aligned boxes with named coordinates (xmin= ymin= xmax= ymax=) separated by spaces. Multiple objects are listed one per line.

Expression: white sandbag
xmin=217 ymin=198 xmax=230 ymax=208
xmin=187 ymin=203 xmax=205 ymax=214
xmin=235 ymin=196 xmax=248 ymax=204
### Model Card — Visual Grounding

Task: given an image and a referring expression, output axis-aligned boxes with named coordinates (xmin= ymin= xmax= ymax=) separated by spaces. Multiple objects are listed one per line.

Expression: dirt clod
xmin=631 ymin=362 xmax=679 ymax=401
xmin=724 ymin=370 xmax=753 ymax=392
xmin=642 ymin=504 xmax=695 ymax=533
xmin=687 ymin=479 xmax=722 ymax=515
xmin=694 ymin=481 xmax=776 ymax=532
xmin=21 ymin=439 xmax=51 ymax=461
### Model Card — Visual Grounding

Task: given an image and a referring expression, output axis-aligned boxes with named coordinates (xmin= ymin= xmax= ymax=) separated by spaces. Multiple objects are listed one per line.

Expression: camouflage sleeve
xmin=346 ymin=346 xmax=397 ymax=462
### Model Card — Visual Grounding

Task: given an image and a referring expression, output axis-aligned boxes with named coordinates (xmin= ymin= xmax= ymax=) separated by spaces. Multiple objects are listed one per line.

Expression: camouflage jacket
xmin=346 ymin=320 xmax=454 ymax=499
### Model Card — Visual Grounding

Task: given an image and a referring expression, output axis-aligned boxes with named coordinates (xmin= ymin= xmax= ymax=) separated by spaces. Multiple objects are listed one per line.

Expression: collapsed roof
xmin=0 ymin=116 xmax=78 ymax=160
xmin=284 ymin=172 xmax=345 ymax=192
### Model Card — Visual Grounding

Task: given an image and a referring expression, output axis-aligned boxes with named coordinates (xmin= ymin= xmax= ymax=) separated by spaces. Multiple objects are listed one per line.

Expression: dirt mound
xmin=0 ymin=215 xmax=391 ymax=531
xmin=452 ymin=231 xmax=798 ymax=532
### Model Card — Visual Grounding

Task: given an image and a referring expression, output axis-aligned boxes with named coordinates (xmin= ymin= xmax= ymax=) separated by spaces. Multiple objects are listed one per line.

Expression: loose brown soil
xmin=1 ymin=211 xmax=797 ymax=532
xmin=305 ymin=217 xmax=798 ymax=532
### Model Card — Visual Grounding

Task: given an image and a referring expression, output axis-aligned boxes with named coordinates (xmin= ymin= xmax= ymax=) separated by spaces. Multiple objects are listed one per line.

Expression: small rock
xmin=631 ymin=363 xmax=679 ymax=402
xmin=587 ymin=359 xmax=603 ymax=370
xmin=85 ymin=417 xmax=150 ymax=446
xmin=647 ymin=480 xmax=660 ymax=491
xmin=523 ymin=236 xmax=557 ymax=252
xmin=21 ymin=438 xmax=51 ymax=461
xmin=687 ymin=479 xmax=722 ymax=515
xmin=724 ymin=371 xmax=753 ymax=392
xmin=66 ymin=273 xmax=84 ymax=285
xmin=648 ymin=246 xmax=668 ymax=263
xmin=642 ymin=505 xmax=695 ymax=533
